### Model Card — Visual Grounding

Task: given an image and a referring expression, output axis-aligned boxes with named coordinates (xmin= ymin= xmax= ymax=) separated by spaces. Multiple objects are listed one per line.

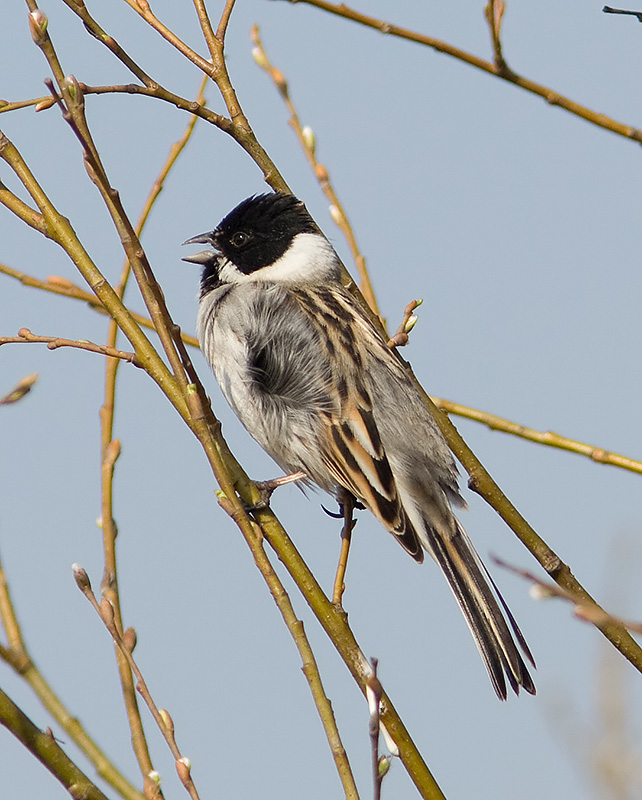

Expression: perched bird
xmin=184 ymin=192 xmax=535 ymax=699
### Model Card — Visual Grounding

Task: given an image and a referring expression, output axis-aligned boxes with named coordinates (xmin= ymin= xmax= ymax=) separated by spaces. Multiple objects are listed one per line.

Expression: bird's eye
xmin=229 ymin=231 xmax=250 ymax=248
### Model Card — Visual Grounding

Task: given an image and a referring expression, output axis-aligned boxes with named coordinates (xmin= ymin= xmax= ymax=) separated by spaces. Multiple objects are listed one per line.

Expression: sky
xmin=1 ymin=1 xmax=642 ymax=798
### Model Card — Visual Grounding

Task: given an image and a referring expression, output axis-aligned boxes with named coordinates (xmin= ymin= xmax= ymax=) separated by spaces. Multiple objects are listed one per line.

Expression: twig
xmin=251 ymin=25 xmax=380 ymax=316
xmin=332 ymin=490 xmax=357 ymax=606
xmin=431 ymin=397 xmax=642 ymax=476
xmin=275 ymin=0 xmax=642 ymax=145
xmin=0 ymin=553 xmax=144 ymax=800
xmin=0 ymin=263 xmax=200 ymax=348
xmin=366 ymin=659 xmax=388 ymax=800
xmin=72 ymin=566 xmax=201 ymax=800
xmin=387 ymin=300 xmax=422 ymax=349
xmin=603 ymin=6 xmax=642 ymax=22
xmin=0 ymin=328 xmax=140 ymax=364
xmin=484 ymin=1 xmax=510 ymax=75
xmin=98 ymin=75 xmax=208 ymax=781
xmin=0 ymin=685 xmax=111 ymax=800
xmin=218 ymin=495 xmax=360 ymax=800
xmin=492 ymin=556 xmax=642 ymax=634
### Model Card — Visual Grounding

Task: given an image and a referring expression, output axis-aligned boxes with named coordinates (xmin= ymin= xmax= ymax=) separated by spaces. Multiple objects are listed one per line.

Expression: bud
xmin=378 ymin=755 xmax=391 ymax=778
xmin=71 ymin=563 xmax=92 ymax=593
xmin=123 ymin=626 xmax=137 ymax=652
xmin=530 ymin=584 xmax=555 ymax=601
xmin=176 ymin=757 xmax=192 ymax=784
xmin=159 ymin=709 xmax=174 ymax=734
xmin=100 ymin=597 xmax=115 ymax=626
xmin=301 ymin=126 xmax=316 ymax=157
xmin=63 ymin=75 xmax=84 ymax=108
xmin=329 ymin=205 xmax=344 ymax=227
xmin=29 ymin=10 xmax=48 ymax=45
xmin=252 ymin=47 xmax=268 ymax=69
xmin=404 ymin=314 xmax=418 ymax=334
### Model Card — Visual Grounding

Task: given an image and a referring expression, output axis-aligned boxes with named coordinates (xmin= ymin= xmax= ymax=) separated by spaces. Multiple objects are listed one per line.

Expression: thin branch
xmin=0 ymin=328 xmax=140 ymax=364
xmin=98 ymin=75 xmax=208 ymax=782
xmin=603 ymin=6 xmax=642 ymax=22
xmin=218 ymin=495 xmax=360 ymax=800
xmin=276 ymin=0 xmax=642 ymax=145
xmin=387 ymin=299 xmax=422 ymax=349
xmin=493 ymin=556 xmax=642 ymax=635
xmin=0 ymin=130 xmax=187 ymax=417
xmin=0 ymin=263 xmax=200 ymax=348
xmin=72 ymin=567 xmax=201 ymax=800
xmin=0 ymin=554 xmax=145 ymax=800
xmin=251 ymin=25 xmax=380 ymax=316
xmin=0 ymin=686 xmax=111 ymax=800
xmin=432 ymin=397 xmax=642 ymax=476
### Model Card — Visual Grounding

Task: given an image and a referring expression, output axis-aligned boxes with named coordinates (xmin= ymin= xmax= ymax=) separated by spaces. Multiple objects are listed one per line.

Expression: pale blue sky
xmin=2 ymin=2 xmax=642 ymax=798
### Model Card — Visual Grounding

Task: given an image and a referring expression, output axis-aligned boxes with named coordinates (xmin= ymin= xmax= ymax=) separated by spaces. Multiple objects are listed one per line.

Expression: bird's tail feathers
xmin=422 ymin=517 xmax=536 ymax=699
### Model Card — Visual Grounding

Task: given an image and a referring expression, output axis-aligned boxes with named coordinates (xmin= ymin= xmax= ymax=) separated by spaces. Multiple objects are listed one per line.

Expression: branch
xmin=251 ymin=26 xmax=380 ymax=316
xmin=276 ymin=0 xmax=642 ymax=145
xmin=218 ymin=494 xmax=359 ymax=800
xmin=0 ymin=686 xmax=111 ymax=800
xmin=72 ymin=566 xmax=200 ymax=800
xmin=0 ymin=263 xmax=200 ymax=349
xmin=0 ymin=328 xmax=141 ymax=364
xmin=493 ymin=556 xmax=642 ymax=635
xmin=0 ymin=553 xmax=145 ymax=800
xmin=432 ymin=397 xmax=642 ymax=476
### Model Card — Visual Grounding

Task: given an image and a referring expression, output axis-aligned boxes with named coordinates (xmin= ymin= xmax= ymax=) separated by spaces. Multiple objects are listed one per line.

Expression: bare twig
xmin=98 ymin=75 xmax=208 ymax=782
xmin=431 ymin=397 xmax=642 ymax=476
xmin=492 ymin=556 xmax=642 ymax=634
xmin=276 ymin=0 xmax=642 ymax=145
xmin=72 ymin=566 xmax=202 ymax=800
xmin=603 ymin=6 xmax=642 ymax=22
xmin=0 ymin=328 xmax=140 ymax=364
xmin=251 ymin=25 xmax=380 ymax=315
xmin=218 ymin=494 xmax=360 ymax=800
xmin=0 ymin=554 xmax=144 ymax=800
xmin=387 ymin=300 xmax=422 ymax=349
xmin=0 ymin=263 xmax=200 ymax=348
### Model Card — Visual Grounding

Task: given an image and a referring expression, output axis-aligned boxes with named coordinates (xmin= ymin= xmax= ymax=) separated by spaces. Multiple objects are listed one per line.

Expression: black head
xmin=184 ymin=193 xmax=318 ymax=285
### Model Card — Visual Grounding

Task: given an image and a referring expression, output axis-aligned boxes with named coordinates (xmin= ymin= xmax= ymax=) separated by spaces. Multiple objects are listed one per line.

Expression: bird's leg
xmin=249 ymin=470 xmax=307 ymax=510
xmin=332 ymin=489 xmax=357 ymax=606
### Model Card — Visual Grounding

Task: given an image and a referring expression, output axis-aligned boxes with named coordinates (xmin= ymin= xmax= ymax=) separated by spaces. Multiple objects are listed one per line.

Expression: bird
xmin=183 ymin=191 xmax=536 ymax=699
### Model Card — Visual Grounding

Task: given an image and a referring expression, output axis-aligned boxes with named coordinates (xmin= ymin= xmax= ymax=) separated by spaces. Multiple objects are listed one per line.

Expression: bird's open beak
xmin=182 ymin=232 xmax=218 ymax=265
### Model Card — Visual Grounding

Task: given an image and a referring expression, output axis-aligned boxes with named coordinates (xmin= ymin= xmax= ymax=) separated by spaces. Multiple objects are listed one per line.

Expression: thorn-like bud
xmin=123 ymin=626 xmax=137 ymax=652
xmin=105 ymin=438 xmax=121 ymax=465
xmin=272 ymin=68 xmax=288 ymax=94
xmin=46 ymin=275 xmax=74 ymax=288
xmin=176 ymin=757 xmax=192 ymax=784
xmin=314 ymin=164 xmax=329 ymax=182
xmin=72 ymin=563 xmax=92 ymax=593
xmin=100 ymin=597 xmax=115 ymax=626
xmin=29 ymin=10 xmax=48 ymax=45
xmin=252 ymin=47 xmax=268 ymax=69
xmin=35 ymin=96 xmax=56 ymax=112
xmin=159 ymin=708 xmax=174 ymax=734
xmin=301 ymin=126 xmax=316 ymax=157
